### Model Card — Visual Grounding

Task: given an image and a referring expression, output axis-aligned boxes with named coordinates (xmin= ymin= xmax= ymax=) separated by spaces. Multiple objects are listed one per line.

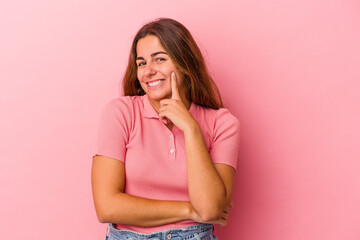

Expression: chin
xmin=146 ymin=91 xmax=171 ymax=101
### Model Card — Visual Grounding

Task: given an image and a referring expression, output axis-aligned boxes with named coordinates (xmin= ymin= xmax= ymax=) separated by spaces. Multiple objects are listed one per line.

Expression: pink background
xmin=1 ymin=0 xmax=359 ymax=239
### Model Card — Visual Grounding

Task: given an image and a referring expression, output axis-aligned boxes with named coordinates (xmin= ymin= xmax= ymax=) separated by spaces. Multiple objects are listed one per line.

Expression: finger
xmin=223 ymin=205 xmax=231 ymax=214
xmin=161 ymin=117 xmax=169 ymax=125
xmin=171 ymin=72 xmax=180 ymax=100
xmin=221 ymin=212 xmax=229 ymax=220
xmin=159 ymin=109 xmax=170 ymax=124
xmin=221 ymin=213 xmax=229 ymax=223
xmin=160 ymin=99 xmax=173 ymax=106
xmin=159 ymin=114 xmax=170 ymax=125
xmin=215 ymin=218 xmax=227 ymax=227
xmin=229 ymin=200 xmax=234 ymax=208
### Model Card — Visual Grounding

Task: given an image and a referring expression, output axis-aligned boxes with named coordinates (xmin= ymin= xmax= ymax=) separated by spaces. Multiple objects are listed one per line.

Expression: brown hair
xmin=122 ymin=18 xmax=223 ymax=109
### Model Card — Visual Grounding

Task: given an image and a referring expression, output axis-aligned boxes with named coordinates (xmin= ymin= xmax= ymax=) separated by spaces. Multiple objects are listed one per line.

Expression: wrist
xmin=183 ymin=120 xmax=200 ymax=136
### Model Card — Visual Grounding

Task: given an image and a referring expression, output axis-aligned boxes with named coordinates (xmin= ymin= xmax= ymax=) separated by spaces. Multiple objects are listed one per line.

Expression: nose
xmin=143 ymin=62 xmax=156 ymax=77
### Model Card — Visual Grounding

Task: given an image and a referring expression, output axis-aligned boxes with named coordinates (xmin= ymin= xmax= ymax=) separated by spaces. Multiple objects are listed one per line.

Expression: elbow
xmin=93 ymin=194 xmax=124 ymax=224
xmin=96 ymin=211 xmax=108 ymax=223
xmin=197 ymin=205 xmax=223 ymax=222
xmin=95 ymin=206 xmax=111 ymax=223
xmin=97 ymin=213 xmax=108 ymax=223
xmin=194 ymin=194 xmax=229 ymax=222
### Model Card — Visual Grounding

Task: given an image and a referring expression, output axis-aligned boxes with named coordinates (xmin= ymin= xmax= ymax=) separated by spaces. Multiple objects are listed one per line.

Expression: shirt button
xmin=170 ymin=149 xmax=175 ymax=153
xmin=169 ymin=134 xmax=173 ymax=138
xmin=167 ymin=234 xmax=172 ymax=239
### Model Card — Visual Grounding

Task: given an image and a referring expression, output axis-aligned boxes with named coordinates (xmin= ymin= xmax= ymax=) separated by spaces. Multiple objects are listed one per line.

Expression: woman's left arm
xmin=159 ymin=73 xmax=238 ymax=222
xmin=183 ymin=125 xmax=235 ymax=222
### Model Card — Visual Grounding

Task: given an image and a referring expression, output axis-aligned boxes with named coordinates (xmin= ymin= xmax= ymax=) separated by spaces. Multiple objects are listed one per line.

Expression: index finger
xmin=171 ymin=72 xmax=180 ymax=100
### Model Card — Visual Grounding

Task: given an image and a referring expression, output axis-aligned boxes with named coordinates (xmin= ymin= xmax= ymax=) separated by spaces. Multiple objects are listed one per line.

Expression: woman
xmin=92 ymin=18 xmax=240 ymax=239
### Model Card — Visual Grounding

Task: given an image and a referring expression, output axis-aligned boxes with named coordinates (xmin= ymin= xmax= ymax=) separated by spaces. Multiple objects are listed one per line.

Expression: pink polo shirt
xmin=95 ymin=94 xmax=240 ymax=234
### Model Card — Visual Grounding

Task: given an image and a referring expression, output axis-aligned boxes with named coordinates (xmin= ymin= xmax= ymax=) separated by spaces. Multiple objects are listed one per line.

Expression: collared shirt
xmin=96 ymin=94 xmax=240 ymax=234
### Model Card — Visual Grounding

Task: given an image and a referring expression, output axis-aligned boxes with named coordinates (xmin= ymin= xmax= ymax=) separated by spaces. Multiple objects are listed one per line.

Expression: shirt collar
xmin=142 ymin=94 xmax=159 ymax=119
xmin=142 ymin=94 xmax=197 ymax=119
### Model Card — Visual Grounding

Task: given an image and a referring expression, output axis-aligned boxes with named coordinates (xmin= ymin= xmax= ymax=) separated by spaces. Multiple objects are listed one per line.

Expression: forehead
xmin=136 ymin=35 xmax=166 ymax=57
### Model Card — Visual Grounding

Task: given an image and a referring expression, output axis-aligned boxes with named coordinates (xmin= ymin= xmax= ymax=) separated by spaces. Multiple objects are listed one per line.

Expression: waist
xmin=107 ymin=222 xmax=215 ymax=239
xmin=114 ymin=220 xmax=201 ymax=234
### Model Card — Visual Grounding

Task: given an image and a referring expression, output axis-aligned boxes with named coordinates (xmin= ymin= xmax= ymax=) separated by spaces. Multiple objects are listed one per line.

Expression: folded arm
xmin=91 ymin=155 xmax=194 ymax=227
xmin=184 ymin=124 xmax=235 ymax=222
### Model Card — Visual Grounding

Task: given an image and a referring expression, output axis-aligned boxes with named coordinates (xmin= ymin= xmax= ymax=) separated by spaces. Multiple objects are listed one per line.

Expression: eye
xmin=155 ymin=57 xmax=166 ymax=62
xmin=137 ymin=62 xmax=146 ymax=67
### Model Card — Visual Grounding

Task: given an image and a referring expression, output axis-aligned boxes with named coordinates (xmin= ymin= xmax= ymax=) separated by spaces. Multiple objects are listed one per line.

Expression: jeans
xmin=105 ymin=223 xmax=218 ymax=240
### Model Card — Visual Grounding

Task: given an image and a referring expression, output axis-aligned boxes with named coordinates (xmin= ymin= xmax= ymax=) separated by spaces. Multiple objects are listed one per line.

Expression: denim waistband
xmin=105 ymin=222 xmax=216 ymax=240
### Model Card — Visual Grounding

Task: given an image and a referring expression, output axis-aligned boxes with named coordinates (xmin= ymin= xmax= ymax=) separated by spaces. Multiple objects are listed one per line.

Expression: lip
xmin=146 ymin=79 xmax=166 ymax=89
xmin=146 ymin=79 xmax=164 ymax=84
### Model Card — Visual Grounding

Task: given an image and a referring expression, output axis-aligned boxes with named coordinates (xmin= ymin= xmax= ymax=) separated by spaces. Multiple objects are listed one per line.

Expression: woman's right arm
xmin=91 ymin=154 xmax=195 ymax=227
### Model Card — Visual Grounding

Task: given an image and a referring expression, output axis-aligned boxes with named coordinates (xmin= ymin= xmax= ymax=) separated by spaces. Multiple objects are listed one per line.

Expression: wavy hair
xmin=122 ymin=18 xmax=223 ymax=109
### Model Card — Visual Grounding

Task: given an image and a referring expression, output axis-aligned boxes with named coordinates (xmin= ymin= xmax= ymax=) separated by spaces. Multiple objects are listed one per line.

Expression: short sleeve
xmin=209 ymin=108 xmax=241 ymax=170
xmin=95 ymin=97 xmax=133 ymax=162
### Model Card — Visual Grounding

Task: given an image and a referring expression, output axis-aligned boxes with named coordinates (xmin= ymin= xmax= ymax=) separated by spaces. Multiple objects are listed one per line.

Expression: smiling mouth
xmin=147 ymin=79 xmax=165 ymax=87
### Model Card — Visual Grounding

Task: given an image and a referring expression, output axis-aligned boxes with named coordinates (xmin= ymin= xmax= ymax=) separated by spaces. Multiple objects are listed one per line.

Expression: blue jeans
xmin=105 ymin=223 xmax=218 ymax=240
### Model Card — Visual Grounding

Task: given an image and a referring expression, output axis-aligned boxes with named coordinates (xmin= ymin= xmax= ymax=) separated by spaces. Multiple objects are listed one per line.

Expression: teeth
xmin=148 ymin=80 xmax=164 ymax=87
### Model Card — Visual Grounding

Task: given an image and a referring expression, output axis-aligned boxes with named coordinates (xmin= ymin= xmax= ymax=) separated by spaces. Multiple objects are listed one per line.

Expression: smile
xmin=147 ymin=79 xmax=165 ymax=87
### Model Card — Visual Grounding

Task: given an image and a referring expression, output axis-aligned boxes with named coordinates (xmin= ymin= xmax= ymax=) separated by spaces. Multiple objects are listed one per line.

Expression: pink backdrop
xmin=1 ymin=0 xmax=359 ymax=239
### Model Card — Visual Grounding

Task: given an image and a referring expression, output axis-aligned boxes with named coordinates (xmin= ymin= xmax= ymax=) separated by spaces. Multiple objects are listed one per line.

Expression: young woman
xmin=92 ymin=18 xmax=240 ymax=239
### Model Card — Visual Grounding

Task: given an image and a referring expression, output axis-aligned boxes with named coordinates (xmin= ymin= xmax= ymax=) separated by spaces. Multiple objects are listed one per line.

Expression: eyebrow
xmin=136 ymin=51 xmax=168 ymax=61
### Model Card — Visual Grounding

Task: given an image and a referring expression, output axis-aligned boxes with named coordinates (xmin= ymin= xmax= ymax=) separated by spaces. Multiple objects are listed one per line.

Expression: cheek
xmin=161 ymin=62 xmax=176 ymax=75
xmin=157 ymin=65 xmax=172 ymax=76
xmin=174 ymin=69 xmax=185 ymax=82
xmin=137 ymin=69 xmax=144 ymax=80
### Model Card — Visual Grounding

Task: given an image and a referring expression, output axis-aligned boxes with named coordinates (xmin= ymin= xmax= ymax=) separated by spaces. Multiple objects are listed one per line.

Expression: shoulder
xmin=211 ymin=108 xmax=240 ymax=140
xmin=101 ymin=96 xmax=142 ymax=115
xmin=99 ymin=96 xmax=145 ymax=129
xmin=103 ymin=95 xmax=141 ymax=109
xmin=214 ymin=108 xmax=240 ymax=128
xmin=196 ymin=105 xmax=240 ymax=130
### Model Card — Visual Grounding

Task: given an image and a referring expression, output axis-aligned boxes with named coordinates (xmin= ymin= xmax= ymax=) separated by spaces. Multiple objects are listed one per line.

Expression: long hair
xmin=122 ymin=18 xmax=223 ymax=109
